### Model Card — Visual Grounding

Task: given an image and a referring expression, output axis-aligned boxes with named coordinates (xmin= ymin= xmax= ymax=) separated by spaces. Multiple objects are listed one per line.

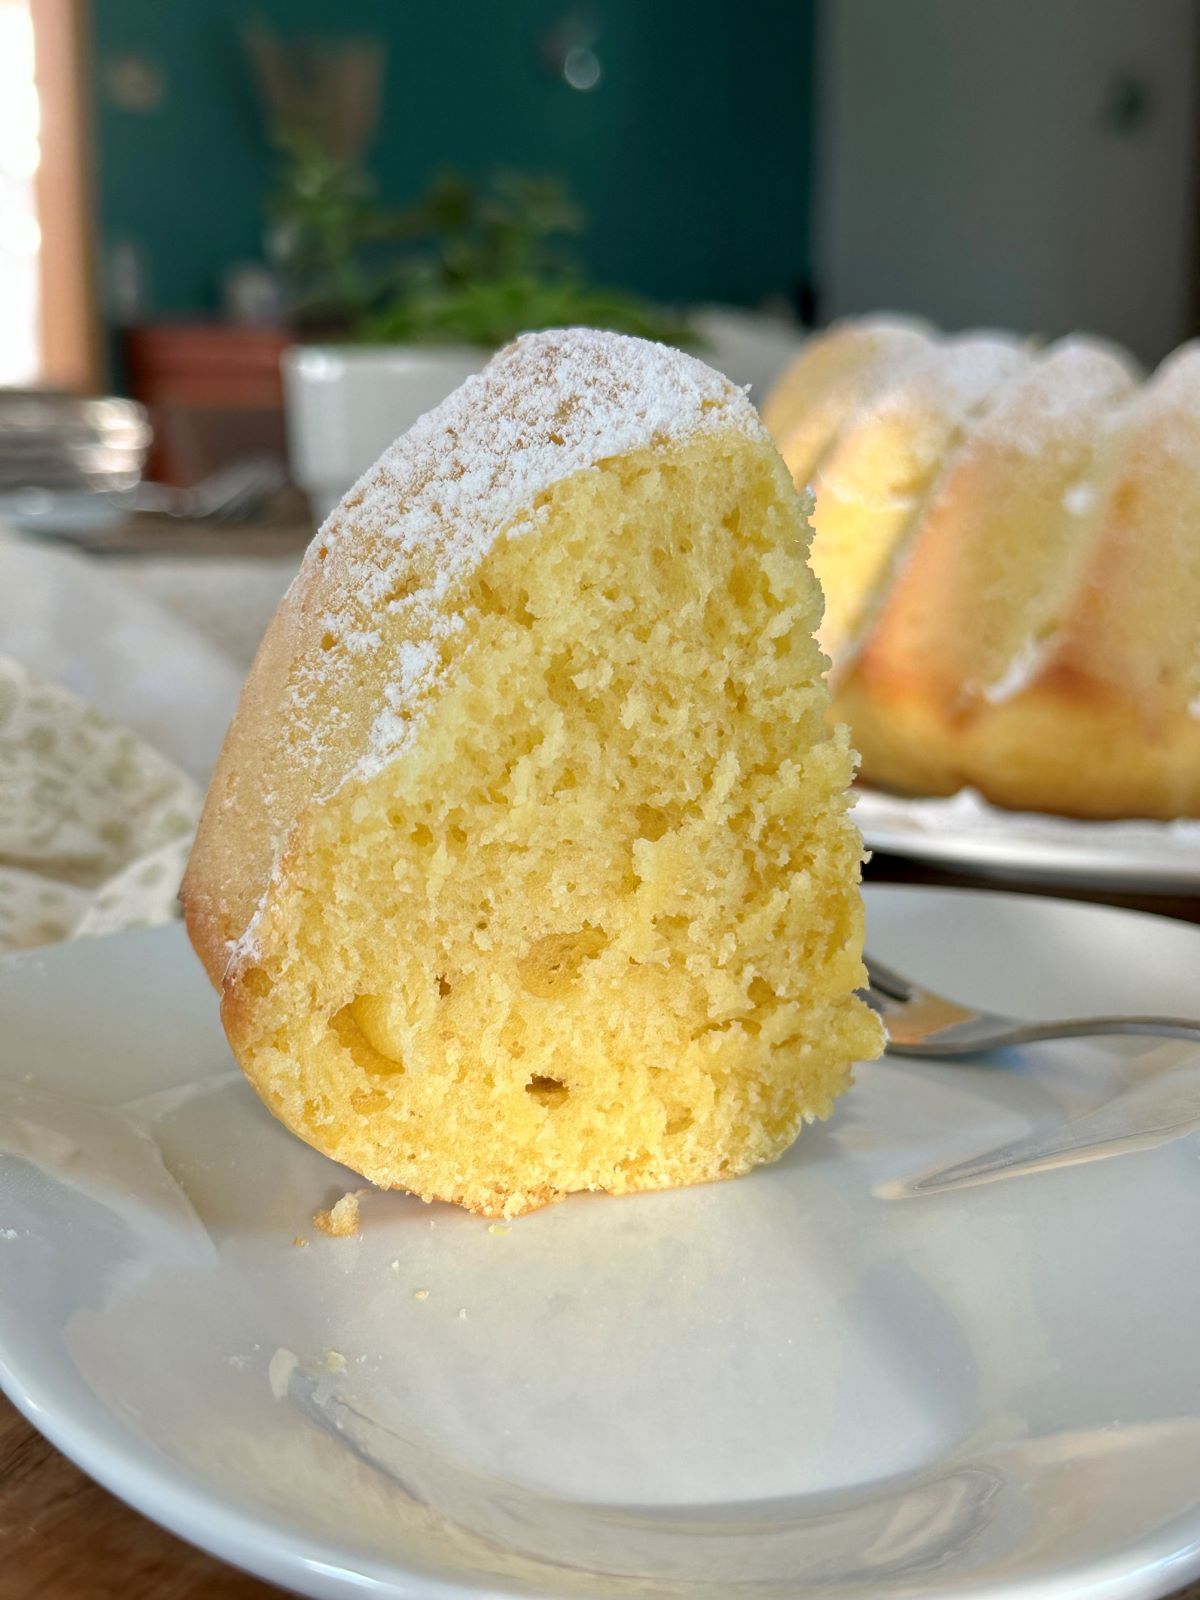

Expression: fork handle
xmin=888 ymin=1014 xmax=1200 ymax=1058
xmin=1006 ymin=1016 xmax=1200 ymax=1044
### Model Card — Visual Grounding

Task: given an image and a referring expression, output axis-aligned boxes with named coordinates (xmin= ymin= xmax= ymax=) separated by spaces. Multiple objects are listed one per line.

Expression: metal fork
xmin=862 ymin=952 xmax=1200 ymax=1057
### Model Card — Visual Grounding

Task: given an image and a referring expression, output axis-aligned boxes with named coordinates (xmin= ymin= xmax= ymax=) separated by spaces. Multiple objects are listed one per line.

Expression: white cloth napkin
xmin=0 ymin=531 xmax=296 ymax=952
xmin=0 ymin=656 xmax=200 ymax=950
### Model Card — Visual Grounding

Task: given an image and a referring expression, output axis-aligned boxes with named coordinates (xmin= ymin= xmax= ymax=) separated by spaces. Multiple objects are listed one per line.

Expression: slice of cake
xmin=183 ymin=329 xmax=882 ymax=1217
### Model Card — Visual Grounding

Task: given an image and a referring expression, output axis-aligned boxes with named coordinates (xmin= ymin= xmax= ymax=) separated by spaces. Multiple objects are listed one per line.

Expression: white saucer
xmin=1 ymin=887 xmax=1198 ymax=1599
xmin=854 ymin=786 xmax=1200 ymax=892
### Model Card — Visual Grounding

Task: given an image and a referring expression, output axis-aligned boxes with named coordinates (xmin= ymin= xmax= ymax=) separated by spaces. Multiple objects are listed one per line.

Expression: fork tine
xmin=862 ymin=952 xmax=915 ymax=1003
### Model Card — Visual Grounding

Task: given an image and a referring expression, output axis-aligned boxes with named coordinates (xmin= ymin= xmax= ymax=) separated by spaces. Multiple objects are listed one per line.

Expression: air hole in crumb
xmin=242 ymin=966 xmax=273 ymax=998
xmin=474 ymin=579 xmax=534 ymax=628
xmin=665 ymin=1110 xmax=693 ymax=1135
xmin=635 ymin=803 xmax=671 ymax=842
xmin=748 ymin=976 xmax=775 ymax=1007
xmin=437 ymin=975 xmax=452 ymax=997
xmin=331 ymin=1003 xmax=405 ymax=1075
xmin=544 ymin=650 xmax=578 ymax=708
xmin=316 ymin=545 xmax=329 ymax=562
xmin=410 ymin=823 xmax=434 ymax=847
xmin=475 ymin=579 xmax=503 ymax=616
xmin=526 ymin=1075 xmax=569 ymax=1108
xmin=547 ymin=430 xmax=565 ymax=446
xmin=517 ymin=926 xmax=607 ymax=999
xmin=728 ymin=563 xmax=757 ymax=606
xmin=319 ymin=631 xmax=336 ymax=652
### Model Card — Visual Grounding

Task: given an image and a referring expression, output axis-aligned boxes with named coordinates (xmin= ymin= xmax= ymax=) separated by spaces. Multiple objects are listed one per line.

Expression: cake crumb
xmin=268 ymin=1346 xmax=298 ymax=1400
xmin=313 ymin=1191 xmax=361 ymax=1237
xmin=389 ymin=1258 xmax=401 ymax=1272
xmin=414 ymin=1287 xmax=430 ymax=1301
xmin=292 ymin=1235 xmax=309 ymax=1248
xmin=487 ymin=1222 xmax=510 ymax=1236
xmin=322 ymin=1349 xmax=347 ymax=1373
xmin=458 ymin=1307 xmax=468 ymax=1320
xmin=0 ymin=1229 xmax=18 ymax=1241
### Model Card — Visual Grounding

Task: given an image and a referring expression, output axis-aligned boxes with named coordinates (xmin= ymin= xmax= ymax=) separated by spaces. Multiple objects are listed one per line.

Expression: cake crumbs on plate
xmin=414 ymin=1288 xmax=430 ymax=1301
xmin=487 ymin=1222 xmax=510 ymax=1236
xmin=322 ymin=1349 xmax=347 ymax=1373
xmin=313 ymin=1189 xmax=367 ymax=1237
xmin=458 ymin=1307 xmax=468 ymax=1320
xmin=292 ymin=1235 xmax=309 ymax=1248
xmin=0 ymin=1228 xmax=18 ymax=1241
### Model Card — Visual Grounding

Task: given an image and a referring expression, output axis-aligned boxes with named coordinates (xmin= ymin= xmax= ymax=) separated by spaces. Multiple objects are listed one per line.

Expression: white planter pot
xmin=282 ymin=344 xmax=486 ymax=524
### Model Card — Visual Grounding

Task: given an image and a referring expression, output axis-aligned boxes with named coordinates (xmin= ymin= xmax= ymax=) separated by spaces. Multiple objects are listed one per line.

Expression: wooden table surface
xmin=4 ymin=513 xmax=1199 ymax=1595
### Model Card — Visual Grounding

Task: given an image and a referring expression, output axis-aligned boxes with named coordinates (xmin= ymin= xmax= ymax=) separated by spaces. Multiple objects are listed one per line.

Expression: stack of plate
xmin=0 ymin=390 xmax=152 ymax=539
xmin=0 ymin=390 xmax=151 ymax=494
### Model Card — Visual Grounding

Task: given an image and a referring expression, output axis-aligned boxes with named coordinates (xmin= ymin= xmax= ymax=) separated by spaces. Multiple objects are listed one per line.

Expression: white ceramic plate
xmin=2 ymin=887 xmax=1199 ymax=1600
xmin=854 ymin=787 xmax=1200 ymax=892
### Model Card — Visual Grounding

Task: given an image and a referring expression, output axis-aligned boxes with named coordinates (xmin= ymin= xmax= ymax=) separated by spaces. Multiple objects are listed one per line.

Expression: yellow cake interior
xmin=225 ymin=429 xmax=880 ymax=1216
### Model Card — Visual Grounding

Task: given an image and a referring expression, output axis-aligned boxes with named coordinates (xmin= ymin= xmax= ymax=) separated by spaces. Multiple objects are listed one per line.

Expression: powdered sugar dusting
xmin=1134 ymin=340 xmax=1200 ymax=464
xmin=230 ymin=330 xmax=762 ymax=965
xmin=815 ymin=334 xmax=1027 ymax=505
xmin=981 ymin=632 xmax=1058 ymax=705
xmin=1062 ymin=481 xmax=1096 ymax=517
xmin=930 ymin=333 xmax=1028 ymax=412
xmin=973 ymin=338 xmax=1140 ymax=457
xmin=842 ymin=333 xmax=1025 ymax=445
xmin=307 ymin=329 xmax=760 ymax=775
xmin=326 ymin=327 xmax=757 ymax=595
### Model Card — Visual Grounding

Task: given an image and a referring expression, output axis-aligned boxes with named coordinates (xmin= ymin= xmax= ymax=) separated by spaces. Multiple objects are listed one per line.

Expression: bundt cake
xmin=765 ymin=318 xmax=1200 ymax=820
xmin=183 ymin=329 xmax=882 ymax=1218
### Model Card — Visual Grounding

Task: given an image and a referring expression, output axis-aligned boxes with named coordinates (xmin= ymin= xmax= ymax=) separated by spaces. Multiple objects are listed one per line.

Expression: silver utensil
xmin=862 ymin=952 xmax=1200 ymax=1056
xmin=114 ymin=455 xmax=287 ymax=521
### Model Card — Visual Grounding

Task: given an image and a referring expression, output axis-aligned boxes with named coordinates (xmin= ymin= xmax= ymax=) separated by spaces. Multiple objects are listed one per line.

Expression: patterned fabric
xmin=0 ymin=657 xmax=201 ymax=953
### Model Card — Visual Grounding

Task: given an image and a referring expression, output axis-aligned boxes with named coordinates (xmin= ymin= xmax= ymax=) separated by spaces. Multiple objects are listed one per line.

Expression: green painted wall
xmin=90 ymin=0 xmax=814 ymax=318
